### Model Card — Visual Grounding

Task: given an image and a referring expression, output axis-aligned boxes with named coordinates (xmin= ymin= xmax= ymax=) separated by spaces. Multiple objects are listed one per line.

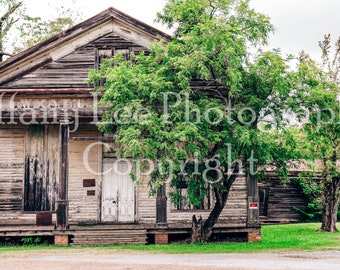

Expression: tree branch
xmin=2 ymin=17 xmax=20 ymax=33
xmin=0 ymin=50 xmax=13 ymax=57
xmin=209 ymin=1 xmax=217 ymax=20
xmin=0 ymin=2 xmax=22 ymax=22
xmin=1 ymin=1 xmax=22 ymax=38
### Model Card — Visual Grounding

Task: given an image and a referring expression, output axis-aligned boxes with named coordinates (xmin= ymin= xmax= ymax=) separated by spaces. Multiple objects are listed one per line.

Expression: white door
xmin=102 ymin=160 xmax=135 ymax=223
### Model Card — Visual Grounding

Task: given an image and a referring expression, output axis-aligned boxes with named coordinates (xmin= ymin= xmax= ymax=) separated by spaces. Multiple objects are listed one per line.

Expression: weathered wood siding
xmin=259 ymin=175 xmax=308 ymax=224
xmin=2 ymin=47 xmax=94 ymax=89
xmin=0 ymin=124 xmax=102 ymax=225
xmin=136 ymin=176 xmax=156 ymax=223
xmin=68 ymin=127 xmax=101 ymax=224
xmin=0 ymin=127 xmax=25 ymax=212
xmin=0 ymin=124 xmax=249 ymax=226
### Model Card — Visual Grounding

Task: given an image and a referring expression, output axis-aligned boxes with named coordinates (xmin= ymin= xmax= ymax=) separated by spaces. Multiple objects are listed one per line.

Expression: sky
xmin=25 ymin=0 xmax=340 ymax=61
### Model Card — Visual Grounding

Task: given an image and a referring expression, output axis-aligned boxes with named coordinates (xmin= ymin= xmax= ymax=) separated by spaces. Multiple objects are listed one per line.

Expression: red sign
xmin=249 ymin=202 xmax=258 ymax=209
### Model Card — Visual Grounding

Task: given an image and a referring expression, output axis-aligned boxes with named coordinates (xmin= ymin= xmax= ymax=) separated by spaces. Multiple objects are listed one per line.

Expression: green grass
xmin=115 ymin=223 xmax=340 ymax=253
xmin=0 ymin=223 xmax=339 ymax=254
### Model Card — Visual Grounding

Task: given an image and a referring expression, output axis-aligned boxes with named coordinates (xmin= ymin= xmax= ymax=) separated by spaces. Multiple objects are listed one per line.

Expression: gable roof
xmin=0 ymin=7 xmax=171 ymax=88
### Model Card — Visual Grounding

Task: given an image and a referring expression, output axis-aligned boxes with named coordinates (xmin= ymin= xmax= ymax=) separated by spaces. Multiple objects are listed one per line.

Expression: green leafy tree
xmin=295 ymin=35 xmax=340 ymax=232
xmin=89 ymin=0 xmax=300 ymax=242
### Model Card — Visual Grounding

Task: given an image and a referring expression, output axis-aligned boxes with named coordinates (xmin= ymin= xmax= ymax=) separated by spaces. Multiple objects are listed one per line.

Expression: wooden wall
xmin=98 ymin=151 xmax=248 ymax=227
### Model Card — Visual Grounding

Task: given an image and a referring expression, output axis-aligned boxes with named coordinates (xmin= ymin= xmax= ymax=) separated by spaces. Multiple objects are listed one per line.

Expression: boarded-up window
xmin=95 ymin=47 xmax=133 ymax=69
xmin=24 ymin=125 xmax=59 ymax=211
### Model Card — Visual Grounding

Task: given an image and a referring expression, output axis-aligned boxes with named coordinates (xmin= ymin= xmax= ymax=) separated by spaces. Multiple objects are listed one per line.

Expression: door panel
xmin=102 ymin=160 xmax=135 ymax=223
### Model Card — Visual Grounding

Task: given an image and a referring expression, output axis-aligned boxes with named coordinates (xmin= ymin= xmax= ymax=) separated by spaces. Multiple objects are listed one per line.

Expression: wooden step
xmin=71 ymin=229 xmax=147 ymax=246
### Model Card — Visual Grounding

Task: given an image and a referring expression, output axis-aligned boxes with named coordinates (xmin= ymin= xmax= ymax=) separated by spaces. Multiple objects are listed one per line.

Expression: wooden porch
xmin=0 ymin=223 xmax=260 ymax=246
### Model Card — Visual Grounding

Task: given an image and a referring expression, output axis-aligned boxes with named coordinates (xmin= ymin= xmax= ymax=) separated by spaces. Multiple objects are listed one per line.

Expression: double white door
xmin=102 ymin=160 xmax=135 ymax=223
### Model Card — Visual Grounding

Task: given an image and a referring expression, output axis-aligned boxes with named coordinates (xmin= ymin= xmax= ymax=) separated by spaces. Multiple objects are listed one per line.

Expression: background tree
xmin=12 ymin=3 xmax=83 ymax=53
xmin=0 ymin=0 xmax=23 ymax=61
xmin=0 ymin=0 xmax=82 ymax=61
xmin=90 ymin=0 xmax=300 ymax=242
xmin=295 ymin=35 xmax=340 ymax=232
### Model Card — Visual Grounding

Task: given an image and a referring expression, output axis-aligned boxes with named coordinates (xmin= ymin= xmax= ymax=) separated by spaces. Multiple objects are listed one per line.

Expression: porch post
xmin=247 ymin=173 xmax=259 ymax=227
xmin=156 ymin=184 xmax=167 ymax=225
xmin=247 ymin=172 xmax=261 ymax=242
xmin=155 ymin=183 xmax=168 ymax=244
xmin=56 ymin=119 xmax=69 ymax=229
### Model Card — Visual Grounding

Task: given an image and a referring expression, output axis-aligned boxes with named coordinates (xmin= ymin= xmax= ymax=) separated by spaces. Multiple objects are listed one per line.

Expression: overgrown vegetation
xmin=21 ymin=237 xmax=41 ymax=246
xmin=292 ymin=175 xmax=340 ymax=222
xmin=292 ymin=173 xmax=322 ymax=221
xmin=0 ymin=236 xmax=53 ymax=247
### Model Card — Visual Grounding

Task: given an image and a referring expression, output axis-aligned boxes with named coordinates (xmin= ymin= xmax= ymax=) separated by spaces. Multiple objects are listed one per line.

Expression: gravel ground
xmin=0 ymin=249 xmax=339 ymax=270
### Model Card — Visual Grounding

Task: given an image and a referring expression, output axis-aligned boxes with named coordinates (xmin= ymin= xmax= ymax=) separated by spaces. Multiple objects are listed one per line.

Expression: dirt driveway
xmin=0 ymin=249 xmax=339 ymax=270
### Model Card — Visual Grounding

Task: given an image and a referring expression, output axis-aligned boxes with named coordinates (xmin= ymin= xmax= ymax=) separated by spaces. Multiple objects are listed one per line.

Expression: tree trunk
xmin=190 ymin=215 xmax=204 ymax=243
xmin=189 ymin=190 xmax=229 ymax=243
xmin=189 ymin=161 xmax=241 ymax=243
xmin=320 ymin=177 xmax=340 ymax=232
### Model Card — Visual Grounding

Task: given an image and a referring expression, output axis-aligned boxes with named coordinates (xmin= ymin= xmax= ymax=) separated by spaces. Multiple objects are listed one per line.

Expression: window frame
xmin=172 ymin=180 xmax=212 ymax=211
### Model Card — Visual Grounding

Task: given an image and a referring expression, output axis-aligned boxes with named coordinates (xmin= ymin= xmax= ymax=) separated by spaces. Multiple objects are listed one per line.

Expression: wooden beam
xmin=56 ymin=119 xmax=69 ymax=229
xmin=69 ymin=136 xmax=114 ymax=141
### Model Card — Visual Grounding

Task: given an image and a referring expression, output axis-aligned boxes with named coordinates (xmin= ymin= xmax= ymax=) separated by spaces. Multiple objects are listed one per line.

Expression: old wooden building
xmin=0 ymin=8 xmax=260 ymax=245
xmin=259 ymin=172 xmax=309 ymax=224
